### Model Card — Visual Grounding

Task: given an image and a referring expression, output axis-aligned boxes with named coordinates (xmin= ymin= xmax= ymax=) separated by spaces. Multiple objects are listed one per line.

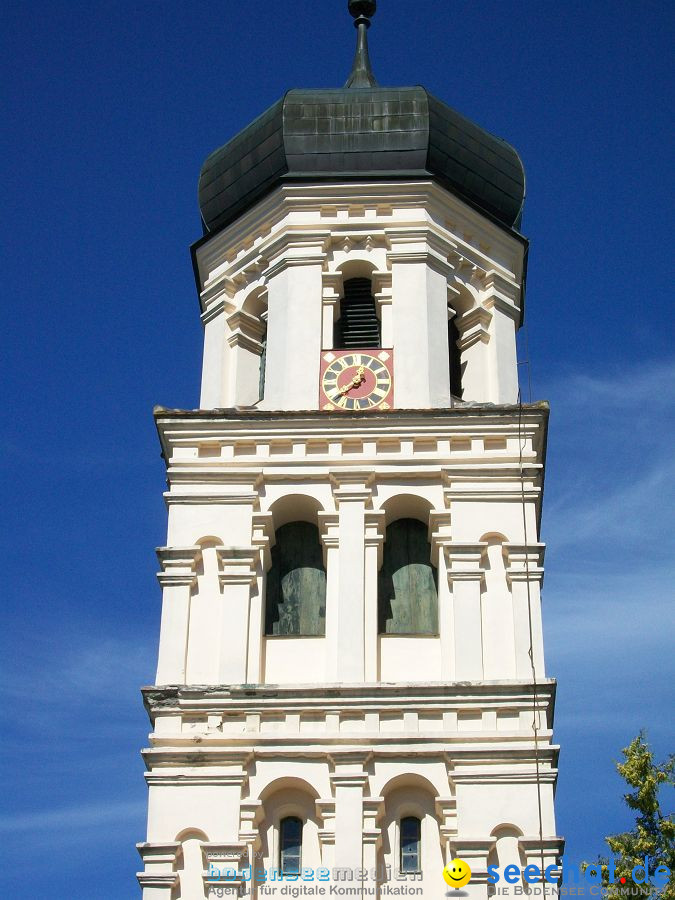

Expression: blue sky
xmin=1 ymin=1 xmax=673 ymax=896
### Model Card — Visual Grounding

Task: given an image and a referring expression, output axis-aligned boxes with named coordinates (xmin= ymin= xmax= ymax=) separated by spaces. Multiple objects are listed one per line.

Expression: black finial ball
xmin=348 ymin=0 xmax=376 ymax=20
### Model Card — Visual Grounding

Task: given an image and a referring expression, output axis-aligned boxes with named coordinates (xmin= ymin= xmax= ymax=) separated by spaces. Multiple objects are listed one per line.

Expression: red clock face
xmin=319 ymin=349 xmax=394 ymax=411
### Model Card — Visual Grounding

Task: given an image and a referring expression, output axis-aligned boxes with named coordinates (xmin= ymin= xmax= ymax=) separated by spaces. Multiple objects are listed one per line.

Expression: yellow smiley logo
xmin=443 ymin=858 xmax=472 ymax=888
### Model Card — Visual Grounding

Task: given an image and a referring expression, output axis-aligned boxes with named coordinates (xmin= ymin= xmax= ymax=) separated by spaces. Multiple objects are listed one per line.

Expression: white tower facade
xmin=137 ymin=6 xmax=563 ymax=898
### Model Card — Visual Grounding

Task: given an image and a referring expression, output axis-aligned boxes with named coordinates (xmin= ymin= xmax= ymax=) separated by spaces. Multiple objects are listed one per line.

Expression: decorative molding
xmin=252 ymin=512 xmax=275 ymax=572
xmin=144 ymin=772 xmax=249 ymax=787
xmin=329 ymin=470 xmax=375 ymax=504
xmin=136 ymin=872 xmax=179 ymax=889
xmin=137 ymin=841 xmax=181 ymax=864
xmin=329 ymin=772 xmax=370 ymax=790
xmin=456 ymin=306 xmax=492 ymax=350
xmin=156 ymin=545 xmax=201 ymax=588
xmin=216 ymin=548 xmax=257 ymax=586
xmin=164 ymin=489 xmax=261 ymax=507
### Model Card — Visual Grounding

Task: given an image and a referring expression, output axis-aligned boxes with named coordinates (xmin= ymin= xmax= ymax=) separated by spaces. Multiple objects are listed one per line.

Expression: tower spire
xmin=344 ymin=0 xmax=378 ymax=88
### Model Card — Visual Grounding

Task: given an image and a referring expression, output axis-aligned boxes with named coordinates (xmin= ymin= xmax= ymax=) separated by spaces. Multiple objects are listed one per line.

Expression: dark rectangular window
xmin=280 ymin=816 xmax=302 ymax=875
xmin=400 ymin=816 xmax=421 ymax=873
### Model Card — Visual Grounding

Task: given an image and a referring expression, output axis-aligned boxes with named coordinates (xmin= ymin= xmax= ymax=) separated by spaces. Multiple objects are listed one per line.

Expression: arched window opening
xmin=378 ymin=518 xmax=438 ymax=634
xmin=334 ymin=277 xmax=381 ymax=349
xmin=265 ymin=522 xmax=326 ymax=636
xmin=400 ymin=816 xmax=421 ymax=873
xmin=448 ymin=314 xmax=462 ymax=398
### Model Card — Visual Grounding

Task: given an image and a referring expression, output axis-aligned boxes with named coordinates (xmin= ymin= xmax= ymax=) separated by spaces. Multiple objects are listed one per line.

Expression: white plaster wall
xmin=263 ymin=638 xmax=327 ymax=684
xmin=378 ymin=636 xmax=442 ymax=682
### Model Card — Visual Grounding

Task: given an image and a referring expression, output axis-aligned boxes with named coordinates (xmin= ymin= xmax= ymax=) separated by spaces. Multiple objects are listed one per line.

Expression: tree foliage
xmin=584 ymin=732 xmax=674 ymax=899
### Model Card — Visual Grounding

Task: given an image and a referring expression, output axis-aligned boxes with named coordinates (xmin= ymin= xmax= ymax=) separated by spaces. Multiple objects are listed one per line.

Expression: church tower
xmin=137 ymin=3 xmax=563 ymax=897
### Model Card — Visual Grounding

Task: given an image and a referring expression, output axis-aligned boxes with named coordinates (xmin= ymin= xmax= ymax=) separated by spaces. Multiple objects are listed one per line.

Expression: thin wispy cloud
xmin=539 ymin=358 xmax=675 ymax=555
xmin=0 ymin=800 xmax=146 ymax=834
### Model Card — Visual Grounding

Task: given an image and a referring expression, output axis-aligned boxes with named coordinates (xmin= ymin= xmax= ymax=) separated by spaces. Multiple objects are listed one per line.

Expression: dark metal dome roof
xmin=198 ymin=4 xmax=525 ymax=237
xmin=198 ymin=87 xmax=525 ymax=236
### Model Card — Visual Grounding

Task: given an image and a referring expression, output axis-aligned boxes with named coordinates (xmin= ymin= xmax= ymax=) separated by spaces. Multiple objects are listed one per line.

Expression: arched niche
xmin=379 ymin=774 xmax=443 ymax=883
xmin=258 ymin=778 xmax=322 ymax=876
xmin=334 ymin=258 xmax=379 ymax=293
xmin=269 ymin=494 xmax=323 ymax=530
xmin=488 ymin=825 xmax=527 ymax=892
xmin=378 ymin=496 xmax=437 ymax=635
xmin=174 ymin=828 xmax=209 ymax=900
xmin=265 ymin=496 xmax=326 ymax=636
xmin=480 ymin=532 xmax=510 ymax=583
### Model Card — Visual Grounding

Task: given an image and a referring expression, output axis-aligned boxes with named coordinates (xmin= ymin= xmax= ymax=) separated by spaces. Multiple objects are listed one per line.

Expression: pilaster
xmin=316 ymin=798 xmax=336 ymax=870
xmin=387 ymin=228 xmax=454 ymax=408
xmin=331 ymin=473 xmax=373 ymax=682
xmin=260 ymin=235 xmax=329 ymax=410
xmin=203 ymin=842 xmax=250 ymax=895
xmin=330 ymin=752 xmax=371 ymax=872
xmin=364 ymin=511 xmax=385 ymax=681
xmin=321 ymin=272 xmax=341 ymax=348
xmin=215 ymin=548 xmax=257 ymax=683
xmin=226 ymin=307 xmax=266 ymax=406
xmin=520 ymin=836 xmax=565 ymax=886
xmin=199 ymin=286 xmax=235 ymax=409
xmin=136 ymin=843 xmax=180 ymax=899
xmin=363 ymin=797 xmax=385 ymax=876
xmin=449 ymin=837 xmax=496 ymax=900
xmin=248 ymin=513 xmax=275 ymax=683
xmin=429 ymin=511 xmax=453 ymax=679
xmin=435 ymin=796 xmax=458 ymax=864
xmin=372 ymin=270 xmax=393 ymax=346
xmin=155 ymin=547 xmax=201 ymax=685
xmin=455 ymin=306 xmax=492 ymax=402
xmin=505 ymin=543 xmax=546 ymax=679
xmin=318 ymin=512 xmax=340 ymax=681
xmin=482 ymin=271 xmax=521 ymax=405
xmin=445 ymin=543 xmax=487 ymax=680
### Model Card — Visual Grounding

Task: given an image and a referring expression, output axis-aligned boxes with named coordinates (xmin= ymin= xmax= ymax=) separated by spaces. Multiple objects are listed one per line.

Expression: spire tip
xmin=345 ymin=0 xmax=378 ymax=88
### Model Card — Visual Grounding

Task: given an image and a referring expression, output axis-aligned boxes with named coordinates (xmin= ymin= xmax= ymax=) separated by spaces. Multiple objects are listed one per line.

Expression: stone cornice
xmin=164 ymin=490 xmax=261 ymax=507
xmin=144 ymin=772 xmax=249 ymax=787
xmin=142 ymin=680 xmax=556 ymax=716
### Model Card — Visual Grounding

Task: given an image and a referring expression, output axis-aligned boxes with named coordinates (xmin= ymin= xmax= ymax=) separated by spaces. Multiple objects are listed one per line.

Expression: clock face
xmin=319 ymin=349 xmax=394 ymax=411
